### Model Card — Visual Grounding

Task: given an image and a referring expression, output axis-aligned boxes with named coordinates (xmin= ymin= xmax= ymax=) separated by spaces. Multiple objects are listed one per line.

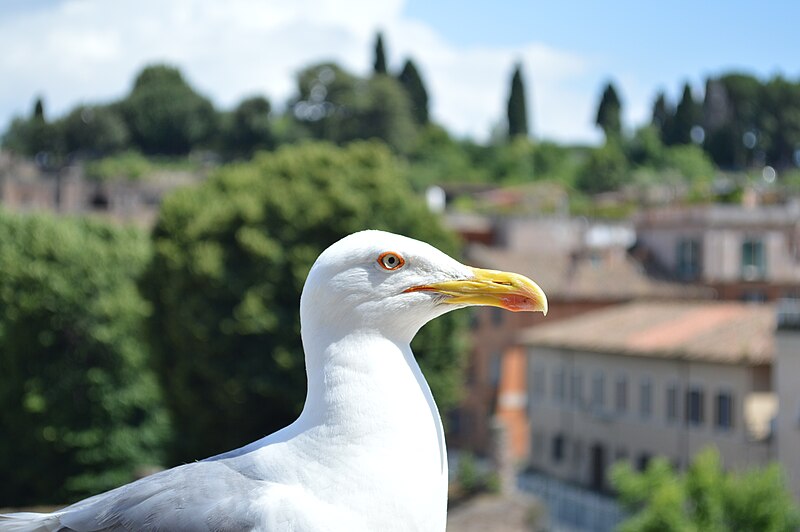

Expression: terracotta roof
xmin=520 ymin=301 xmax=775 ymax=365
xmin=467 ymin=244 xmax=709 ymax=302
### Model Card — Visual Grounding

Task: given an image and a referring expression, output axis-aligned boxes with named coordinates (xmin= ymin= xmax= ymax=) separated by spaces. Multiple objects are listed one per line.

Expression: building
xmin=446 ymin=215 xmax=708 ymax=457
xmin=0 ymin=151 xmax=199 ymax=226
xmin=635 ymin=203 xmax=800 ymax=301
xmin=775 ymin=301 xmax=800 ymax=499
xmin=520 ymin=301 xmax=776 ymax=492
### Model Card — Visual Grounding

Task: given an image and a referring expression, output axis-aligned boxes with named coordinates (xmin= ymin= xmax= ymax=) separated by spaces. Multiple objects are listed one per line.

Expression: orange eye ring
xmin=378 ymin=251 xmax=405 ymax=271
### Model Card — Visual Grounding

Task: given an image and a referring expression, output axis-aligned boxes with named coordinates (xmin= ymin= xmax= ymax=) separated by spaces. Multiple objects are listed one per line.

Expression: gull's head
xmin=300 ymin=230 xmax=547 ymax=343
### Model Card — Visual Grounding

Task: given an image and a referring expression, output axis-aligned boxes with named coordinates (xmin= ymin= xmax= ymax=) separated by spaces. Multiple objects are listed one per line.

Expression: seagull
xmin=1 ymin=230 xmax=547 ymax=532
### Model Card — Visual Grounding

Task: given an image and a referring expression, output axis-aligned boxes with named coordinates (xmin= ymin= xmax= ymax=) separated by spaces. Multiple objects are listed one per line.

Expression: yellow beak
xmin=405 ymin=267 xmax=548 ymax=315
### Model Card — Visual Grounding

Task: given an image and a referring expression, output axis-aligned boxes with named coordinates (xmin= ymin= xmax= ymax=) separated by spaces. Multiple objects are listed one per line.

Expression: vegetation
xmin=596 ymin=81 xmax=623 ymax=141
xmin=506 ymin=63 xmax=529 ymax=138
xmin=397 ymin=59 xmax=430 ymax=126
xmin=611 ymin=447 xmax=800 ymax=532
xmin=0 ymin=211 xmax=168 ymax=505
xmin=142 ymin=141 xmax=468 ymax=464
xmin=2 ymin=30 xmax=800 ymax=507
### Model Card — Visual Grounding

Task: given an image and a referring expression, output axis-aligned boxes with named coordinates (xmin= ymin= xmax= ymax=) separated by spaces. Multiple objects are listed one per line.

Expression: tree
xmin=702 ymin=73 xmax=761 ymax=169
xmin=0 ymin=210 xmax=168 ymax=505
xmin=58 ymin=105 xmax=130 ymax=156
xmin=142 ymin=141 xmax=467 ymax=464
xmin=758 ymin=76 xmax=800 ymax=168
xmin=397 ymin=58 xmax=430 ymax=125
xmin=2 ymin=97 xmax=59 ymax=159
xmin=33 ymin=97 xmax=45 ymax=121
xmin=575 ymin=141 xmax=628 ymax=193
xmin=506 ymin=63 xmax=529 ymax=138
xmin=665 ymin=83 xmax=701 ymax=146
xmin=595 ymin=81 xmax=622 ymax=141
xmin=121 ymin=64 xmax=217 ymax=155
xmin=611 ymin=447 xmax=800 ymax=532
xmin=651 ymin=91 xmax=672 ymax=141
xmin=373 ymin=32 xmax=388 ymax=75
xmin=221 ymin=96 xmax=275 ymax=159
xmin=292 ymin=62 xmax=417 ymax=153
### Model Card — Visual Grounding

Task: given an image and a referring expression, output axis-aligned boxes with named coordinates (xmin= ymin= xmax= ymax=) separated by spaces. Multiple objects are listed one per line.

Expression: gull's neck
xmin=299 ymin=325 xmax=445 ymax=470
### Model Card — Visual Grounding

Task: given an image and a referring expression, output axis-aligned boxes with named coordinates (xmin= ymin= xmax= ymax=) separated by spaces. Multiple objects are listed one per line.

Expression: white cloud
xmin=0 ymin=0 xmax=606 ymax=143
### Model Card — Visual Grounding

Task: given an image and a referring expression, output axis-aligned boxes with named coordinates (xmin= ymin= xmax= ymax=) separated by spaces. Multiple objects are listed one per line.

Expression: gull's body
xmin=1 ymin=230 xmax=546 ymax=532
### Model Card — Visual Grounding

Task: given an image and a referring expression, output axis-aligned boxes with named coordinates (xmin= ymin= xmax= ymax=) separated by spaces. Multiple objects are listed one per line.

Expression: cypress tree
xmin=397 ymin=59 xmax=429 ymax=125
xmin=33 ymin=97 xmax=45 ymax=121
xmin=506 ymin=63 xmax=529 ymax=138
xmin=596 ymin=81 xmax=622 ymax=140
xmin=651 ymin=91 xmax=672 ymax=140
xmin=373 ymin=32 xmax=387 ymax=75
xmin=667 ymin=83 xmax=701 ymax=145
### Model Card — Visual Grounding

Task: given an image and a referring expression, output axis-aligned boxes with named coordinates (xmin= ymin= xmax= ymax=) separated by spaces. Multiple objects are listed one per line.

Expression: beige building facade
xmin=521 ymin=301 xmax=775 ymax=492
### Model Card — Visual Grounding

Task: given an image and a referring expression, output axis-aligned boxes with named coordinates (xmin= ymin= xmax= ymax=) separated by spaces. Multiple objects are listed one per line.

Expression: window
xmin=591 ymin=372 xmax=605 ymax=410
xmin=552 ymin=433 xmax=566 ymax=463
xmin=666 ymin=384 xmax=679 ymax=423
xmin=636 ymin=453 xmax=652 ymax=472
xmin=615 ymin=376 xmax=628 ymax=414
xmin=741 ymin=238 xmax=766 ymax=280
xmin=639 ymin=379 xmax=652 ymax=419
xmin=677 ymin=238 xmax=701 ymax=280
xmin=553 ymin=367 xmax=566 ymax=403
xmin=532 ymin=365 xmax=546 ymax=400
xmin=715 ymin=392 xmax=734 ymax=430
xmin=571 ymin=370 xmax=584 ymax=407
xmin=686 ymin=388 xmax=705 ymax=426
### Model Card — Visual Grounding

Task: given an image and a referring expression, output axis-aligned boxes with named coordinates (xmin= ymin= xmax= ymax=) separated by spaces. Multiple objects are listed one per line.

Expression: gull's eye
xmin=378 ymin=251 xmax=405 ymax=271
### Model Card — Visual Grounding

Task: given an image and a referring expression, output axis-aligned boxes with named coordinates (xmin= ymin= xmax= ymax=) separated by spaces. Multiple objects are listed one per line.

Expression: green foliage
xmin=0 ymin=210 xmax=168 ymax=505
xmin=576 ymin=141 xmax=628 ymax=193
xmin=507 ymin=64 xmax=529 ymax=138
xmin=2 ymin=98 xmax=59 ymax=160
xmin=84 ymin=151 xmax=200 ymax=182
xmin=627 ymin=126 xmax=715 ymax=185
xmin=397 ymin=58 xmax=429 ymax=125
xmin=611 ymin=447 xmax=800 ymax=532
xmin=404 ymin=125 xmax=491 ymax=189
xmin=596 ymin=81 xmax=623 ymax=140
xmin=455 ymin=452 xmax=499 ymax=497
xmin=758 ymin=76 xmax=800 ymax=168
xmin=457 ymin=452 xmax=482 ymax=494
xmin=665 ymin=83 xmax=701 ymax=146
xmin=373 ymin=32 xmax=388 ymax=75
xmin=121 ymin=64 xmax=217 ymax=155
xmin=651 ymin=91 xmax=672 ymax=140
xmin=292 ymin=62 xmax=418 ymax=153
xmin=220 ymin=96 xmax=275 ymax=159
xmin=58 ymin=105 xmax=129 ymax=156
xmin=702 ymin=73 xmax=761 ymax=169
xmin=142 ymin=141 xmax=467 ymax=464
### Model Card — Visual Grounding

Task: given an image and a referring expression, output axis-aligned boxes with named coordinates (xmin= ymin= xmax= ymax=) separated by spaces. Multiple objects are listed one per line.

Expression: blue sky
xmin=1 ymin=0 xmax=797 ymax=144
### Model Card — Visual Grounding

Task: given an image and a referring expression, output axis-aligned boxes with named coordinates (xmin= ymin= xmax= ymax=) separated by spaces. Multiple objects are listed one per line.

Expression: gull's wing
xmin=1 ymin=458 xmax=265 ymax=532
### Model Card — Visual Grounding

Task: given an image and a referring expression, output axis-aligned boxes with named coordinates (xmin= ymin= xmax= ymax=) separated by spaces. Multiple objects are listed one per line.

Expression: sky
xmin=0 ymin=0 xmax=797 ymax=145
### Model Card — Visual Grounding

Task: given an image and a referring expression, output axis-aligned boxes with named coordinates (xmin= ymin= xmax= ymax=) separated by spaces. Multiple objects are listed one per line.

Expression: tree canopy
xmin=122 ymin=64 xmax=217 ymax=155
xmin=397 ymin=58 xmax=430 ymax=126
xmin=373 ymin=32 xmax=388 ymax=75
xmin=0 ymin=210 xmax=168 ymax=505
xmin=292 ymin=62 xmax=417 ymax=153
xmin=506 ymin=64 xmax=529 ymax=138
xmin=142 ymin=141 xmax=467 ymax=464
xmin=596 ymin=81 xmax=623 ymax=141
xmin=611 ymin=447 xmax=800 ymax=532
